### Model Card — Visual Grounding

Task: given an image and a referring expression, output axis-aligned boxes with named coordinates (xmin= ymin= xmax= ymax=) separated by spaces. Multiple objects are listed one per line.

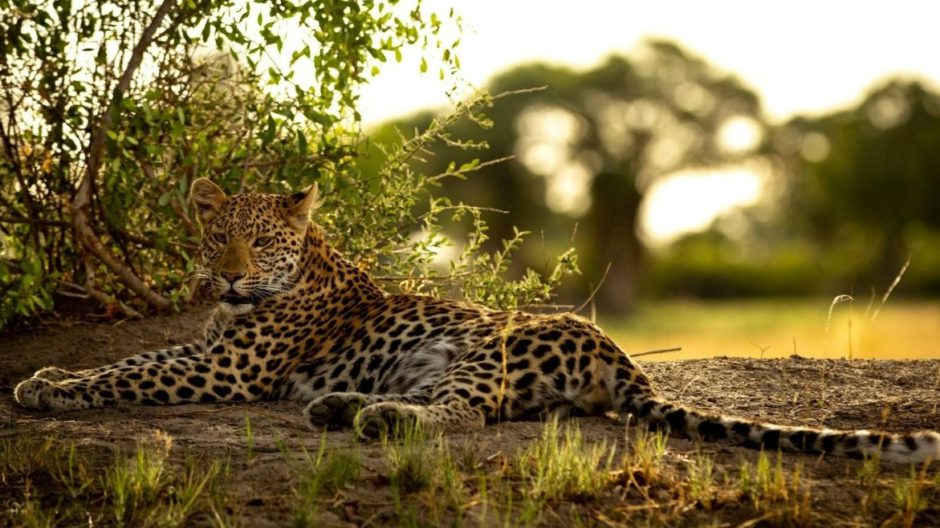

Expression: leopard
xmin=13 ymin=178 xmax=940 ymax=463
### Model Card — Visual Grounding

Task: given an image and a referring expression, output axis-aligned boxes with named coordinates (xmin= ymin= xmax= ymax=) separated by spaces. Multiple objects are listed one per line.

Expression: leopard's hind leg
xmin=304 ymin=387 xmax=434 ymax=429
xmin=351 ymin=318 xmax=607 ymax=439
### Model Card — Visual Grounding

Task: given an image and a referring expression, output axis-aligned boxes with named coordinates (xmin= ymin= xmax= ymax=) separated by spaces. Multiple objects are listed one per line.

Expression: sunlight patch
xmin=640 ymin=165 xmax=766 ymax=246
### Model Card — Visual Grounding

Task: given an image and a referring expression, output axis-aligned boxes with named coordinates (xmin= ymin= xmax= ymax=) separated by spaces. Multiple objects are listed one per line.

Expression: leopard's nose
xmin=220 ymin=271 xmax=244 ymax=285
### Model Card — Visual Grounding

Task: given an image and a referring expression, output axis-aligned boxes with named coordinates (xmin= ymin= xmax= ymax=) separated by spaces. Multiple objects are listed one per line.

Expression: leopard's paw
xmin=32 ymin=366 xmax=81 ymax=382
xmin=353 ymin=403 xmax=419 ymax=441
xmin=303 ymin=392 xmax=368 ymax=429
xmin=14 ymin=378 xmax=57 ymax=410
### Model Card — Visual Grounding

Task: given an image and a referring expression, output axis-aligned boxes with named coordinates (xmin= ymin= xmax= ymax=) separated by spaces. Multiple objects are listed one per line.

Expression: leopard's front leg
xmin=29 ymin=310 xmax=231 ymax=382
xmin=31 ymin=344 xmax=202 ymax=382
xmin=14 ymin=350 xmax=268 ymax=411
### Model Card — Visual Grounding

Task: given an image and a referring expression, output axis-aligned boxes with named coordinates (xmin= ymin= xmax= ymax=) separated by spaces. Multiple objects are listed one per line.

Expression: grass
xmin=686 ymin=451 xmax=716 ymax=508
xmin=244 ymin=412 xmax=254 ymax=462
xmin=601 ymin=298 xmax=940 ymax=361
xmin=516 ymin=417 xmax=615 ymax=504
xmin=0 ymin=434 xmax=233 ymax=527
xmin=3 ymin=418 xmax=940 ymax=526
xmin=286 ymin=431 xmax=362 ymax=527
xmin=891 ymin=467 xmax=929 ymax=528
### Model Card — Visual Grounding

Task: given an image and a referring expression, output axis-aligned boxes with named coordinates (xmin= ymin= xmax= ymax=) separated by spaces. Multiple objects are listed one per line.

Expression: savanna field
xmin=2 ymin=300 xmax=939 ymax=526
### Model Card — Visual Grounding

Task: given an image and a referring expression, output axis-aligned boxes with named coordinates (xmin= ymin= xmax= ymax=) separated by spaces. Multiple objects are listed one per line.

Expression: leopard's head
xmin=189 ymin=178 xmax=319 ymax=315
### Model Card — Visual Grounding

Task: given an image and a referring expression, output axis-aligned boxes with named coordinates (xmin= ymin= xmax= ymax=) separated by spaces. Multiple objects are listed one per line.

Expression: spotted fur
xmin=14 ymin=179 xmax=940 ymax=464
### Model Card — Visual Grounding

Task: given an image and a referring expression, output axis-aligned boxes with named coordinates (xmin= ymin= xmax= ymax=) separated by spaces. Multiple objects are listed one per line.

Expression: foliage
xmin=365 ymin=41 xmax=766 ymax=311
xmin=650 ymin=79 xmax=940 ymax=299
xmin=323 ymin=90 xmax=579 ymax=310
xmin=1 ymin=435 xmax=231 ymax=527
xmin=773 ymin=79 xmax=940 ymax=291
xmin=0 ymin=0 xmax=575 ymax=328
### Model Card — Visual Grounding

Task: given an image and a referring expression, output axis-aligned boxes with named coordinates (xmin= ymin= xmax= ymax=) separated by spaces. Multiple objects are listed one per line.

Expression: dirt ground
xmin=2 ymin=307 xmax=939 ymax=526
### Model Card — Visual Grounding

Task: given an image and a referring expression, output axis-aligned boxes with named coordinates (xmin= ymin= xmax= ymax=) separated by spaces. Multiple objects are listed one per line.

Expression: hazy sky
xmin=360 ymin=0 xmax=940 ymax=124
xmin=355 ymin=1 xmax=940 ymax=242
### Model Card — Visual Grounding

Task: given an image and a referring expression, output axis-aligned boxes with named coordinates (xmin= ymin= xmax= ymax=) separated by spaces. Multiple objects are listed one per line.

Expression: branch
xmin=71 ymin=0 xmax=179 ymax=309
xmin=75 ymin=0 xmax=178 ymax=208
xmin=0 ymin=216 xmax=71 ymax=228
xmin=73 ymin=211 xmax=170 ymax=308
xmin=631 ymin=347 xmax=683 ymax=359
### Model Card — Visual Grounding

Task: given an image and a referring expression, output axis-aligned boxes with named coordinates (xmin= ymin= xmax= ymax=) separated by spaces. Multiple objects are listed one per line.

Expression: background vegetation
xmin=2 ymin=0 xmax=938 ymax=331
xmin=366 ymin=45 xmax=940 ymax=311
xmin=0 ymin=0 xmax=576 ymax=329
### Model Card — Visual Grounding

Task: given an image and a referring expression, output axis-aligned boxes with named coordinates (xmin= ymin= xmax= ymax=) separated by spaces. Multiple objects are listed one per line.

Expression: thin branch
xmin=372 ymin=271 xmax=474 ymax=282
xmin=575 ymin=262 xmax=612 ymax=315
xmin=491 ymin=86 xmax=547 ymax=100
xmin=0 ymin=216 xmax=71 ymax=228
xmin=631 ymin=347 xmax=683 ymax=359
xmin=71 ymin=0 xmax=179 ymax=309
xmin=170 ymin=196 xmax=199 ymax=238
xmin=427 ymin=155 xmax=514 ymax=182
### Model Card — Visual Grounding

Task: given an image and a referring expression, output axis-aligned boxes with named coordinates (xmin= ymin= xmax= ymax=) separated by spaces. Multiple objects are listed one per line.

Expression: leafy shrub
xmin=0 ymin=0 xmax=576 ymax=328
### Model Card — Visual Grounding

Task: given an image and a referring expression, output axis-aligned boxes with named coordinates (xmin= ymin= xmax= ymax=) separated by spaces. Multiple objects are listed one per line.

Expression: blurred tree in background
xmin=366 ymin=41 xmax=764 ymax=311
xmin=650 ymin=79 xmax=940 ymax=299
xmin=777 ymin=80 xmax=940 ymax=291
xmin=365 ymin=46 xmax=940 ymax=308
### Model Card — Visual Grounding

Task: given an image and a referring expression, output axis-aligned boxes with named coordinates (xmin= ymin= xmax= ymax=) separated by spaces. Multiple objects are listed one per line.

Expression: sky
xmin=356 ymin=0 xmax=940 ymax=244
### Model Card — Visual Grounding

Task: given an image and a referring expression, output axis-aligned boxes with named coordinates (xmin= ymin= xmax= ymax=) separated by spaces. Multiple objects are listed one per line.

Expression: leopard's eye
xmin=209 ymin=232 xmax=227 ymax=245
xmin=253 ymin=236 xmax=273 ymax=248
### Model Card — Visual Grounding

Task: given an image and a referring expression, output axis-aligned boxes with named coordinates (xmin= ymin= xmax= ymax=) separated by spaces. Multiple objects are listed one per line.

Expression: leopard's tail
xmin=624 ymin=394 xmax=940 ymax=464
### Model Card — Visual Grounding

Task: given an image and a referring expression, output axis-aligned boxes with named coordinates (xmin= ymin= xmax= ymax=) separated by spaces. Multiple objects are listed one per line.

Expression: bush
xmin=0 ymin=0 xmax=576 ymax=329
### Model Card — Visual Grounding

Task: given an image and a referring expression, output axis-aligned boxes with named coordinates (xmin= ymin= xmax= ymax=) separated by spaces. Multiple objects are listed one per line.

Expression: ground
xmin=1 ymin=306 xmax=939 ymax=526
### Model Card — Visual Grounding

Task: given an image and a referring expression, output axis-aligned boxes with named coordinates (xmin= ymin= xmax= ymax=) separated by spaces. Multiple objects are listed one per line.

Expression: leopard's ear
xmin=285 ymin=182 xmax=320 ymax=231
xmin=189 ymin=178 xmax=227 ymax=226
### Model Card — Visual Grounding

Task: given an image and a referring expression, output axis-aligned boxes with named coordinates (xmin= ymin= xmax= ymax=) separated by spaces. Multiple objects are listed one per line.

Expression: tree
xmin=775 ymin=79 xmax=940 ymax=289
xmin=370 ymin=41 xmax=764 ymax=311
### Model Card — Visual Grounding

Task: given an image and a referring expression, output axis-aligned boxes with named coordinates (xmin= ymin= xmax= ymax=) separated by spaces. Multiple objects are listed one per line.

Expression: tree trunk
xmin=71 ymin=0 xmax=180 ymax=310
xmin=582 ymin=170 xmax=643 ymax=314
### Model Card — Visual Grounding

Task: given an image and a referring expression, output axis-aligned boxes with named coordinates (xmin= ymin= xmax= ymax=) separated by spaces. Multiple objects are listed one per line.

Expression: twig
xmin=491 ymin=86 xmax=548 ymax=100
xmin=631 ymin=347 xmax=683 ymax=359
xmin=428 ymin=155 xmax=514 ymax=181
xmin=824 ymin=294 xmax=854 ymax=356
xmin=678 ymin=374 xmax=704 ymax=399
xmin=372 ymin=271 xmax=473 ymax=282
xmin=870 ymin=253 xmax=911 ymax=324
xmin=516 ymin=303 xmax=575 ymax=312
xmin=575 ymin=262 xmax=612 ymax=315
xmin=0 ymin=216 xmax=70 ymax=227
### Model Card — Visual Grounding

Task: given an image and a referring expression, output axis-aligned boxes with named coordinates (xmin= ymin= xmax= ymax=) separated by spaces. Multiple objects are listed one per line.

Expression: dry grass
xmin=0 ymin=434 xmax=233 ymax=527
xmin=3 ymin=415 xmax=940 ymax=526
xmin=601 ymin=299 xmax=940 ymax=361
